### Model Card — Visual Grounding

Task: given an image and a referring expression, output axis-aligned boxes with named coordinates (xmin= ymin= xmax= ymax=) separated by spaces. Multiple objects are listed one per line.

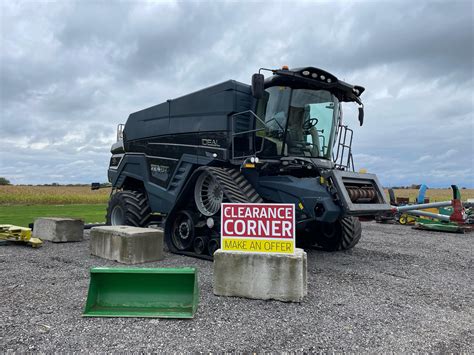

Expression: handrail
xmin=333 ymin=124 xmax=354 ymax=171
xmin=230 ymin=110 xmax=266 ymax=160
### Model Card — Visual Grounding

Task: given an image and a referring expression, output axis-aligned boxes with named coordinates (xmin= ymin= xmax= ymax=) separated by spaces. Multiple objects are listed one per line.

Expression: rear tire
xmin=106 ymin=190 xmax=151 ymax=227
xmin=312 ymin=216 xmax=362 ymax=251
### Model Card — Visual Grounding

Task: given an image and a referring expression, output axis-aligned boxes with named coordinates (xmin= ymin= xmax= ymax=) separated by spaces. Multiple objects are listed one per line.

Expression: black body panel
xmin=123 ymin=80 xmax=252 ymax=145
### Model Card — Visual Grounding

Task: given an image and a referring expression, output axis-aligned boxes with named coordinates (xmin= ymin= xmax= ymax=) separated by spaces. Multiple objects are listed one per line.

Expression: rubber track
xmin=205 ymin=167 xmax=263 ymax=204
xmin=168 ymin=167 xmax=263 ymax=260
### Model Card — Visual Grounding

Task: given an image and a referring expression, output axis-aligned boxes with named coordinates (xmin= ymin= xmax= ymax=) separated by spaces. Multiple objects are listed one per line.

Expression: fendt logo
xmin=150 ymin=164 xmax=169 ymax=174
xmin=201 ymin=138 xmax=220 ymax=147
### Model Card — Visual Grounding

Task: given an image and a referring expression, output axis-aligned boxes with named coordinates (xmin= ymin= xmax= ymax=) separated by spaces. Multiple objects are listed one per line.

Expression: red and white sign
xmin=220 ymin=203 xmax=295 ymax=254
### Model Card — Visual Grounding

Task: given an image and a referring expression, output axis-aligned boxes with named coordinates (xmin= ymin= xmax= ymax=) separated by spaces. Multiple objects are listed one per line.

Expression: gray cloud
xmin=0 ymin=0 xmax=473 ymax=187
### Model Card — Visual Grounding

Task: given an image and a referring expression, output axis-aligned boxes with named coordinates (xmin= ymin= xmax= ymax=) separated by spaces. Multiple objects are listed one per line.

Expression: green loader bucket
xmin=83 ymin=267 xmax=199 ymax=318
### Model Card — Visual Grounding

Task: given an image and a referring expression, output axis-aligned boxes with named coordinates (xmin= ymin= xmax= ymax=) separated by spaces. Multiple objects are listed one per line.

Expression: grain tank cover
xmin=123 ymin=80 xmax=252 ymax=143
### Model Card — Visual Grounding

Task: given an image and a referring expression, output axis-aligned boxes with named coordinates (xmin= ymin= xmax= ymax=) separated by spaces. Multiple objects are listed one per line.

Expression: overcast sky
xmin=1 ymin=0 xmax=473 ymax=187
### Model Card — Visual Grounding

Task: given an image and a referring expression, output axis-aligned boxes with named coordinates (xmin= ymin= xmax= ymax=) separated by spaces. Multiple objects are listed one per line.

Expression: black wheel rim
xmin=171 ymin=212 xmax=195 ymax=251
xmin=321 ymin=223 xmax=336 ymax=239
xmin=193 ymin=236 xmax=209 ymax=255
xmin=208 ymin=239 xmax=220 ymax=256
xmin=310 ymin=221 xmax=340 ymax=250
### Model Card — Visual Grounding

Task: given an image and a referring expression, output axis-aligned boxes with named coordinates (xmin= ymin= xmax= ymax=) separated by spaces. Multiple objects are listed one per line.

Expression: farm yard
xmin=1 ymin=221 xmax=472 ymax=352
xmin=1 ymin=183 xmax=472 ymax=352
xmin=1 ymin=0 xmax=472 ymax=353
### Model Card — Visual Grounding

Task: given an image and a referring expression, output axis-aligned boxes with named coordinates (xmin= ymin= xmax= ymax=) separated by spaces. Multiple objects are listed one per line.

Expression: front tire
xmin=312 ymin=216 xmax=362 ymax=251
xmin=106 ymin=190 xmax=151 ymax=227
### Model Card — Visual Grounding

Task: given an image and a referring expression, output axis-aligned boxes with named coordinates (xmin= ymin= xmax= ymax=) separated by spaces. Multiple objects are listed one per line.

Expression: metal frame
xmin=327 ymin=170 xmax=392 ymax=215
xmin=333 ymin=124 xmax=354 ymax=171
xmin=230 ymin=110 xmax=266 ymax=161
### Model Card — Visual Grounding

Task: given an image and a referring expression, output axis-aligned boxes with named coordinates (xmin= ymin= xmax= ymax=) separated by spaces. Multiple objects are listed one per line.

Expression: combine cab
xmin=105 ymin=66 xmax=390 ymax=259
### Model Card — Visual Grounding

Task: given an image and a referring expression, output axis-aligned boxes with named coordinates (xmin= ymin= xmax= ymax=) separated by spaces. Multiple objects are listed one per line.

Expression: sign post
xmin=220 ymin=203 xmax=295 ymax=254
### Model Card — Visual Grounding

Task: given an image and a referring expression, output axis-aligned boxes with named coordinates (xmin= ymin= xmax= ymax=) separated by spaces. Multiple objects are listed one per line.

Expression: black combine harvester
xmin=103 ymin=66 xmax=391 ymax=259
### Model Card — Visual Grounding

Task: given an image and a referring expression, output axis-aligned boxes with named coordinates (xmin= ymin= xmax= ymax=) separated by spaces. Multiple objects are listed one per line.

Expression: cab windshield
xmin=256 ymin=87 xmax=339 ymax=159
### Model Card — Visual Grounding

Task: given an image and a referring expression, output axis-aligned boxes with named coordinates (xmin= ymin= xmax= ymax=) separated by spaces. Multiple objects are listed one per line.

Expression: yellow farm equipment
xmin=398 ymin=208 xmax=439 ymax=225
xmin=0 ymin=224 xmax=43 ymax=247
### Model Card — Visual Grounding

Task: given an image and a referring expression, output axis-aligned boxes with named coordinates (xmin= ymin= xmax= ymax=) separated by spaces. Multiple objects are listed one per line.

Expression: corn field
xmin=385 ymin=188 xmax=474 ymax=203
xmin=0 ymin=186 xmax=110 ymax=205
xmin=0 ymin=185 xmax=472 ymax=206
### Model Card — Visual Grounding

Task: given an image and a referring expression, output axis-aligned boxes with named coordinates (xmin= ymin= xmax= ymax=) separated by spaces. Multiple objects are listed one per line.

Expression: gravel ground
xmin=1 ymin=222 xmax=472 ymax=352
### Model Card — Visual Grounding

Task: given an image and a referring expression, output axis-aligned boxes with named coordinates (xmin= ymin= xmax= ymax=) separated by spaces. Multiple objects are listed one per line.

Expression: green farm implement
xmin=83 ymin=267 xmax=199 ymax=318
xmin=391 ymin=186 xmax=472 ymax=233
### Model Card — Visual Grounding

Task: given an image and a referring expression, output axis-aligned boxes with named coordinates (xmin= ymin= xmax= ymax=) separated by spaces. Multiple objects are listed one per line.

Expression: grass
xmin=0 ymin=204 xmax=107 ymax=227
xmin=0 ymin=185 xmax=110 ymax=205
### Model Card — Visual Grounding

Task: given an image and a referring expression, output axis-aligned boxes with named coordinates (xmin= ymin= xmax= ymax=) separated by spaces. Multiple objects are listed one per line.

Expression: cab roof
xmin=264 ymin=66 xmax=364 ymax=104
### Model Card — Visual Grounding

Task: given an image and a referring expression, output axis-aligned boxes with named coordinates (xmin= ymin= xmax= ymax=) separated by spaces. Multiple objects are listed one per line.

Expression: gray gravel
xmin=1 ymin=222 xmax=472 ymax=352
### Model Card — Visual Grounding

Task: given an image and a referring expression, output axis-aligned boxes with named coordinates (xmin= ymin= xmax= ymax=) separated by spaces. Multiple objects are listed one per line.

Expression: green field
xmin=0 ymin=204 xmax=107 ymax=227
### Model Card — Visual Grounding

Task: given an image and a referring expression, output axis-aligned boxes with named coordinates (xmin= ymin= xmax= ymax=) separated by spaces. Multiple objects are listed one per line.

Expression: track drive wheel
xmin=208 ymin=238 xmax=220 ymax=256
xmin=170 ymin=210 xmax=196 ymax=251
xmin=193 ymin=236 xmax=210 ymax=255
xmin=194 ymin=171 xmax=224 ymax=216
xmin=106 ymin=190 xmax=151 ymax=227
xmin=313 ymin=216 xmax=362 ymax=251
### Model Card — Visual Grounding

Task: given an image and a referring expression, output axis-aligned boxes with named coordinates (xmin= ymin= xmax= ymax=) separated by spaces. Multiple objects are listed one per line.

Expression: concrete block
xmin=213 ymin=248 xmax=307 ymax=302
xmin=90 ymin=226 xmax=164 ymax=264
xmin=33 ymin=217 xmax=84 ymax=242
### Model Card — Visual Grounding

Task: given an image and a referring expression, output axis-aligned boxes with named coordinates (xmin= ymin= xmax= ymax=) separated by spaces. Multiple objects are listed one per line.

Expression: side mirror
xmin=251 ymin=73 xmax=265 ymax=99
xmin=358 ymin=106 xmax=364 ymax=126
